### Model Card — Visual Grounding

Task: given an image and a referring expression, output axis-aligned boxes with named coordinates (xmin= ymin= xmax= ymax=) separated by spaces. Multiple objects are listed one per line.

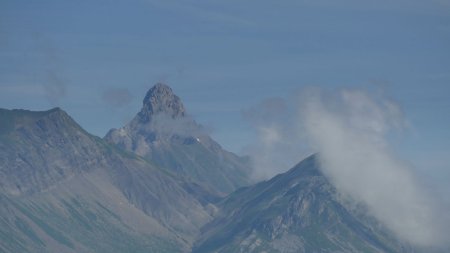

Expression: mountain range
xmin=104 ymin=83 xmax=251 ymax=195
xmin=0 ymin=83 xmax=435 ymax=252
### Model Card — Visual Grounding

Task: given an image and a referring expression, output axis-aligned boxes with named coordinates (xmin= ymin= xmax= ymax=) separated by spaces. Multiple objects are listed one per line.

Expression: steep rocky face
xmin=138 ymin=83 xmax=186 ymax=122
xmin=0 ymin=108 xmax=216 ymax=253
xmin=105 ymin=83 xmax=251 ymax=194
xmin=1 ymin=107 xmax=437 ymax=253
xmin=0 ymin=108 xmax=101 ymax=195
xmin=193 ymin=155 xmax=413 ymax=253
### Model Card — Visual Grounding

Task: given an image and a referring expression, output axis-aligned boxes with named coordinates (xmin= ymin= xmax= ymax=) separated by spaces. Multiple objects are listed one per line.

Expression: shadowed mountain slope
xmin=193 ymin=155 xmax=415 ymax=253
xmin=0 ymin=108 xmax=217 ymax=253
xmin=1 ymin=106 xmax=437 ymax=253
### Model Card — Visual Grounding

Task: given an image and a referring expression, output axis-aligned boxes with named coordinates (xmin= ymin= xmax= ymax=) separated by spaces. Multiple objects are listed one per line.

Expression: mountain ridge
xmin=138 ymin=83 xmax=186 ymax=121
xmin=0 ymin=106 xmax=218 ymax=252
xmin=105 ymin=83 xmax=252 ymax=194
xmin=193 ymin=155 xmax=413 ymax=253
xmin=0 ymin=87 xmax=437 ymax=253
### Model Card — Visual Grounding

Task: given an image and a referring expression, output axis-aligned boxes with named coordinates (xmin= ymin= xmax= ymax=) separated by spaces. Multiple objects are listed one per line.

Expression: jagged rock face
xmin=138 ymin=83 xmax=186 ymax=122
xmin=193 ymin=155 xmax=413 ymax=253
xmin=0 ymin=108 xmax=103 ymax=195
xmin=0 ymin=108 xmax=216 ymax=253
xmin=105 ymin=83 xmax=251 ymax=194
xmin=1 ymin=107 xmax=436 ymax=253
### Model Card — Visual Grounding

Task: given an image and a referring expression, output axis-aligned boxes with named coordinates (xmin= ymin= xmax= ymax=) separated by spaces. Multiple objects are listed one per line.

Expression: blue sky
xmin=1 ymin=0 xmax=449 ymax=187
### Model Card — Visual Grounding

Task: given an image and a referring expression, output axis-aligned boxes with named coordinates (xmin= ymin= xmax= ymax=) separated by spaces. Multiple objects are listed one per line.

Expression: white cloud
xmin=246 ymin=87 xmax=450 ymax=247
xmin=136 ymin=112 xmax=211 ymax=139
xmin=300 ymin=88 xmax=449 ymax=247
xmin=242 ymin=97 xmax=311 ymax=181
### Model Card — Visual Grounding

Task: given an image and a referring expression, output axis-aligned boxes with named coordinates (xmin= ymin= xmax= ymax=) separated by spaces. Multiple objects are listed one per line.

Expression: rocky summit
xmin=138 ymin=83 xmax=186 ymax=122
xmin=0 ymin=85 xmax=442 ymax=253
xmin=193 ymin=155 xmax=413 ymax=253
xmin=105 ymin=83 xmax=252 ymax=194
xmin=0 ymin=107 xmax=216 ymax=253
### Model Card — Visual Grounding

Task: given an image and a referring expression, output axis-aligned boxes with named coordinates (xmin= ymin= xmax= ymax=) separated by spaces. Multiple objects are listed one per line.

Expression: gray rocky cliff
xmin=105 ymin=83 xmax=251 ymax=194
xmin=0 ymin=107 xmax=217 ymax=253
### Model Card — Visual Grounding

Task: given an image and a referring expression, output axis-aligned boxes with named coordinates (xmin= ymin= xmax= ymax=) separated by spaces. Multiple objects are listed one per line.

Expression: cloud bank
xmin=144 ymin=113 xmax=211 ymax=138
xmin=301 ymin=88 xmax=449 ymax=247
xmin=242 ymin=98 xmax=310 ymax=180
xmin=246 ymin=87 xmax=450 ymax=248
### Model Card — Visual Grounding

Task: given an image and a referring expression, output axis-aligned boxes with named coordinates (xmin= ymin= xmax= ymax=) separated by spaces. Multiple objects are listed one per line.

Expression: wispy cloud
xmin=300 ymin=88 xmax=449 ymax=247
xmin=247 ymin=87 xmax=450 ymax=247
xmin=242 ymin=97 xmax=310 ymax=181
xmin=141 ymin=113 xmax=211 ymax=138
xmin=102 ymin=87 xmax=133 ymax=108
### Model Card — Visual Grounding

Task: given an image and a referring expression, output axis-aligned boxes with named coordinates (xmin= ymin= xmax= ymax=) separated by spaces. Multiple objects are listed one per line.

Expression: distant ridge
xmin=1 ymin=89 xmax=434 ymax=253
xmin=0 ymin=106 xmax=216 ymax=252
xmin=193 ymin=155 xmax=413 ymax=253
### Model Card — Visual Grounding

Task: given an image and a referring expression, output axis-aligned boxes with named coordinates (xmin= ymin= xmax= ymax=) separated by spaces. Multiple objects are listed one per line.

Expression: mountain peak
xmin=0 ymin=107 xmax=73 ymax=136
xmin=138 ymin=83 xmax=186 ymax=122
